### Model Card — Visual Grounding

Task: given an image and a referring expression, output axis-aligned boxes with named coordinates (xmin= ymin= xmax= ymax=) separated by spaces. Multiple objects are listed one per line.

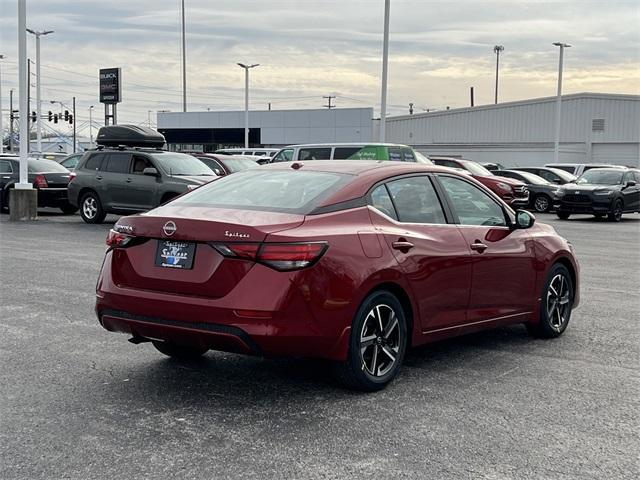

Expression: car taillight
xmin=33 ymin=174 xmax=48 ymax=189
xmin=212 ymin=242 xmax=328 ymax=271
xmin=106 ymin=229 xmax=134 ymax=248
xmin=68 ymin=172 xmax=77 ymax=183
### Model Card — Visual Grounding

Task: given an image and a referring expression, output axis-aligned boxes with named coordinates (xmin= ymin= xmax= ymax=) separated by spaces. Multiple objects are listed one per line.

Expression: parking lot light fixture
xmin=0 ymin=54 xmax=4 ymax=154
xmin=379 ymin=0 xmax=391 ymax=142
xmin=26 ymin=28 xmax=54 ymax=153
xmin=552 ymin=42 xmax=571 ymax=163
xmin=237 ymin=63 xmax=259 ymax=149
xmin=493 ymin=45 xmax=504 ymax=104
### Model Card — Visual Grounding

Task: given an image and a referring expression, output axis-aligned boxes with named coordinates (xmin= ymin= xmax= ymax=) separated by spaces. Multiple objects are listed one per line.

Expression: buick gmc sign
xmin=99 ymin=68 xmax=121 ymax=104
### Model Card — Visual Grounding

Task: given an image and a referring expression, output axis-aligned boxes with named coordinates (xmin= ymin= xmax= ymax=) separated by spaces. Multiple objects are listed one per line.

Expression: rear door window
xmin=104 ymin=153 xmax=132 ymax=174
xmin=388 ymin=147 xmax=403 ymax=162
xmin=333 ymin=147 xmax=364 ymax=159
xmin=401 ymin=148 xmax=416 ymax=162
xmin=298 ymin=148 xmax=332 ymax=161
xmin=84 ymin=153 xmax=106 ymax=171
xmin=0 ymin=161 xmax=13 ymax=173
xmin=370 ymin=184 xmax=398 ymax=220
xmin=386 ymin=176 xmax=446 ymax=224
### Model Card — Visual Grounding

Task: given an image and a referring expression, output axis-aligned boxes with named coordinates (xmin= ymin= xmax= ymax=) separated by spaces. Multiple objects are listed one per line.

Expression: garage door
xmin=592 ymin=143 xmax=640 ymax=166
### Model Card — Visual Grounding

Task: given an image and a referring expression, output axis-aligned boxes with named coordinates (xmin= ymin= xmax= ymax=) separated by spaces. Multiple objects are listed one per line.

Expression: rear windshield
xmin=28 ymin=159 xmax=69 ymax=173
xmin=173 ymin=169 xmax=351 ymax=214
xmin=463 ymin=162 xmax=493 ymax=176
xmin=150 ymin=152 xmax=216 ymax=176
xmin=220 ymin=157 xmax=258 ymax=173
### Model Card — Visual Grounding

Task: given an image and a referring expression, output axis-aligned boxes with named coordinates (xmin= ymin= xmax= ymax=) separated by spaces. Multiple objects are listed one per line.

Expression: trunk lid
xmin=110 ymin=206 xmax=304 ymax=298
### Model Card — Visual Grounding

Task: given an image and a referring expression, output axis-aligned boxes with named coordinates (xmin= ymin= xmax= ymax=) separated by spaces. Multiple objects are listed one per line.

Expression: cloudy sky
xmin=1 ymin=0 xmax=638 ymax=138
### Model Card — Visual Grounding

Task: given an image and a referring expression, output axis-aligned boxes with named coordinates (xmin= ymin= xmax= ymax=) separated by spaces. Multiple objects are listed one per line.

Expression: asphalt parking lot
xmin=1 ymin=210 xmax=638 ymax=480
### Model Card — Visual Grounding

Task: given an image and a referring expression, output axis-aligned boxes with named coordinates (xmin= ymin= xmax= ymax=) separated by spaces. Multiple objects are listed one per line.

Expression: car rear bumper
xmin=95 ymin=251 xmax=351 ymax=361
xmin=37 ymin=187 xmax=70 ymax=207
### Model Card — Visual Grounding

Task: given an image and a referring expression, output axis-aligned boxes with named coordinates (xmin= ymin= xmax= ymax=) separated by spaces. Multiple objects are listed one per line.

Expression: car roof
xmin=281 ymin=143 xmax=410 ymax=148
xmin=262 ymin=160 xmax=467 ymax=206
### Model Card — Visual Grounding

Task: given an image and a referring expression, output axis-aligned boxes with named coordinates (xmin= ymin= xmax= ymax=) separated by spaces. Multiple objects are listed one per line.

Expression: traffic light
xmin=53 ymin=114 xmax=58 ymax=124
xmin=64 ymin=110 xmax=69 ymax=121
xmin=48 ymin=111 xmax=53 ymax=121
xmin=68 ymin=114 xmax=73 ymax=125
xmin=31 ymin=111 xmax=37 ymax=122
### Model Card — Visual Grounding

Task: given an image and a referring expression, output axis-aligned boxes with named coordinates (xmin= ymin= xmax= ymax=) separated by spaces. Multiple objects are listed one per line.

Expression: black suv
xmin=554 ymin=167 xmax=640 ymax=222
xmin=68 ymin=126 xmax=217 ymax=223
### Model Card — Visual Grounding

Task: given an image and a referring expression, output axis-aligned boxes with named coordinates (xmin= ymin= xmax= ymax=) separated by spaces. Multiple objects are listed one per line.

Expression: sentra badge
xmin=225 ymin=230 xmax=250 ymax=239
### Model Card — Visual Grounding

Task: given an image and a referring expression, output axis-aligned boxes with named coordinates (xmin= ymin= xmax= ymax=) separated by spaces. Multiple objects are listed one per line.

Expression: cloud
xmin=0 ymin=0 xmax=638 ymax=135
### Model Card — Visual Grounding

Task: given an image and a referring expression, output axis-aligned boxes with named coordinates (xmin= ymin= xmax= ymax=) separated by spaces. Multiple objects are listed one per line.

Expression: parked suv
xmin=271 ymin=143 xmax=429 ymax=163
xmin=553 ymin=167 xmax=640 ymax=221
xmin=544 ymin=163 xmax=622 ymax=176
xmin=430 ymin=157 xmax=529 ymax=207
xmin=69 ymin=148 xmax=217 ymax=223
xmin=512 ymin=166 xmax=577 ymax=185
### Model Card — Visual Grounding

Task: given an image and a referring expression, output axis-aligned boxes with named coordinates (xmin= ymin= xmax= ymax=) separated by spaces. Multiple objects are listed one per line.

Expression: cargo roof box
xmin=96 ymin=125 xmax=166 ymax=148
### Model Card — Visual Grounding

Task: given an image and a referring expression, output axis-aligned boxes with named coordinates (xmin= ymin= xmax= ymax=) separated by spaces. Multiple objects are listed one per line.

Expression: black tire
xmin=152 ymin=341 xmax=208 ymax=359
xmin=0 ymin=189 xmax=9 ymax=213
xmin=60 ymin=203 xmax=79 ymax=215
xmin=533 ymin=194 xmax=552 ymax=213
xmin=607 ymin=199 xmax=623 ymax=222
xmin=333 ymin=290 xmax=408 ymax=392
xmin=79 ymin=191 xmax=106 ymax=224
xmin=527 ymin=263 xmax=574 ymax=339
xmin=556 ymin=212 xmax=570 ymax=220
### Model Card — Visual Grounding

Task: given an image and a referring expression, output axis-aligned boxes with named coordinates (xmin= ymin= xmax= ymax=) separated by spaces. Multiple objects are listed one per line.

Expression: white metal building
xmin=382 ymin=93 xmax=640 ymax=167
xmin=157 ymin=107 xmax=374 ymax=151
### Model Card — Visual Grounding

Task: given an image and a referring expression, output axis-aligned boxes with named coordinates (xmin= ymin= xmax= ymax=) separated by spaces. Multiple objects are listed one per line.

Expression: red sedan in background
xmin=430 ymin=157 xmax=529 ymax=206
xmin=96 ymin=161 xmax=579 ymax=391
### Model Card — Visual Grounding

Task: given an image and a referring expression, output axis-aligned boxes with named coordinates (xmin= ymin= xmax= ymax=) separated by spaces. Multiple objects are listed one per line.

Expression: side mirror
xmin=625 ymin=180 xmax=636 ymax=188
xmin=143 ymin=167 xmax=159 ymax=177
xmin=514 ymin=210 xmax=535 ymax=229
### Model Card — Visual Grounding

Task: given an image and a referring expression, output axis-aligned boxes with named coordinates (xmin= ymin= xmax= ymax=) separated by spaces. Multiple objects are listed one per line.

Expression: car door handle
xmin=95 ymin=175 xmax=103 ymax=180
xmin=2 ymin=176 xmax=10 ymax=179
xmin=392 ymin=240 xmax=414 ymax=251
xmin=470 ymin=241 xmax=488 ymax=253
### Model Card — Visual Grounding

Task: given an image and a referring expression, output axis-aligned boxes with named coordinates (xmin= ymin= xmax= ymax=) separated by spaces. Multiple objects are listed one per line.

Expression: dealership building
xmin=157 ymin=93 xmax=638 ymax=166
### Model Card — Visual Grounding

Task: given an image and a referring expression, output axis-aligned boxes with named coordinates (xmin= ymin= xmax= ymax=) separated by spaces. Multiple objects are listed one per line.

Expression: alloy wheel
xmin=83 ymin=197 xmax=97 ymax=219
xmin=546 ymin=274 xmax=571 ymax=332
xmin=359 ymin=304 xmax=401 ymax=377
xmin=534 ymin=195 xmax=550 ymax=212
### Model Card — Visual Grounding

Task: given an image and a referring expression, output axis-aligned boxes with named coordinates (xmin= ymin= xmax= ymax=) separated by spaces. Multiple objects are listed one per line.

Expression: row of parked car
xmin=1 ymin=125 xmax=638 ymax=223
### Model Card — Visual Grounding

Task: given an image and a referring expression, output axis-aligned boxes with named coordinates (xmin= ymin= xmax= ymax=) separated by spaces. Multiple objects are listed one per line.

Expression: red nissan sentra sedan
xmin=96 ymin=161 xmax=579 ymax=391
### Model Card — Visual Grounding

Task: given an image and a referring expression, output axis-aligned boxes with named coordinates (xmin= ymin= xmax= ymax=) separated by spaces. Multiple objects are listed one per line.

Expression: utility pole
xmin=553 ymin=42 xmax=571 ymax=163
xmin=181 ymin=0 xmax=187 ymax=112
xmin=27 ymin=29 xmax=54 ymax=153
xmin=409 ymin=103 xmax=413 ymax=115
xmin=379 ymin=0 xmax=390 ymax=142
xmin=72 ymin=96 xmax=76 ymax=153
xmin=0 ymin=54 xmax=4 ymax=154
xmin=27 ymin=57 xmax=30 ymax=152
xmin=323 ymin=95 xmax=336 ymax=109
xmin=493 ymin=45 xmax=504 ymax=104
xmin=470 ymin=86 xmax=475 ymax=107
xmin=89 ymin=105 xmax=94 ymax=148
xmin=9 ymin=89 xmax=14 ymax=152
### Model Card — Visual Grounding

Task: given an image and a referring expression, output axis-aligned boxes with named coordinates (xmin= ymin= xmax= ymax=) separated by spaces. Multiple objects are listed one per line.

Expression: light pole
xmin=0 ymin=54 xmax=4 ymax=154
xmin=26 ymin=28 xmax=54 ymax=153
xmin=552 ymin=42 xmax=571 ymax=163
xmin=89 ymin=105 xmax=94 ymax=148
xmin=379 ymin=0 xmax=390 ymax=142
xmin=181 ymin=0 xmax=187 ymax=112
xmin=17 ymin=0 xmax=29 ymax=189
xmin=493 ymin=45 xmax=504 ymax=104
xmin=237 ymin=63 xmax=259 ymax=148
